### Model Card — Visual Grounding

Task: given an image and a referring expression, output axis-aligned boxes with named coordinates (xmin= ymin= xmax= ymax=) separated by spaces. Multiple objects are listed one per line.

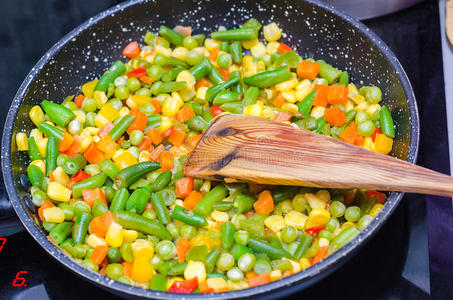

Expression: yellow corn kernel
xmin=340 ymin=221 xmax=356 ymax=230
xmin=43 ymin=207 xmax=65 ymax=223
xmin=37 ymin=137 xmax=48 ymax=158
xmin=180 ymin=87 xmax=196 ymax=102
xmin=256 ymin=60 xmax=266 ymax=73
xmin=184 ymin=260 xmax=207 ymax=282
xmin=166 ymin=277 xmax=183 ymax=290
xmin=361 ymin=137 xmax=375 ymax=152
xmin=85 ymin=127 xmax=99 ymax=136
xmin=348 ymin=83 xmax=359 ymax=95
xmin=374 ymin=133 xmax=393 ymax=155
xmin=119 ymin=106 xmax=130 ymax=117
xmin=132 ymin=257 xmax=155 ymax=283
xmin=295 ymin=81 xmax=313 ymax=101
xmin=204 ymin=39 xmax=220 ymax=51
xmin=87 ymin=233 xmax=107 ymax=248
xmin=283 ymin=258 xmax=301 ymax=273
xmin=281 ymin=103 xmax=298 ymax=114
xmin=123 ymin=229 xmax=138 ymax=243
xmin=47 ymin=182 xmax=71 ymax=202
xmin=98 ymin=103 xmax=119 ymax=122
xmin=29 ymin=129 xmax=43 ymax=143
xmin=369 ymin=203 xmax=384 ymax=218
xmin=138 ymin=150 xmax=150 ymax=162
xmin=229 ymin=64 xmax=240 ymax=73
xmin=190 ymin=233 xmax=221 ymax=250
xmin=211 ymin=210 xmax=230 ymax=222
xmin=141 ymin=45 xmax=153 ymax=57
xmin=310 ymin=106 xmax=326 ymax=119
xmin=305 ymin=193 xmax=326 ymax=209
xmin=200 ymin=180 xmax=211 ymax=195
xmin=281 ymin=91 xmax=297 ymax=104
xmin=172 ymin=47 xmax=188 ymax=61
xmin=193 ymin=46 xmax=210 ymax=56
xmin=263 ymin=22 xmax=282 ymax=42
xmin=16 ymin=133 xmax=28 ymax=151
xmin=106 ymin=221 xmax=124 ymax=248
xmin=284 ymin=211 xmax=308 ymax=229
xmin=243 ymin=102 xmax=263 ymax=117
xmin=93 ymin=91 xmax=108 ymax=109
xmin=264 ymin=88 xmax=275 ymax=100
xmin=158 ymin=116 xmax=173 ymax=134
xmin=241 ymin=39 xmax=258 ymax=50
xmin=207 ymin=277 xmax=228 ymax=292
xmin=132 ymin=239 xmax=154 ymax=260
xmin=275 ymin=78 xmax=299 ymax=92
xmin=30 ymin=160 xmax=46 ymax=174
xmin=162 ymin=95 xmax=184 ymax=117
xmin=94 ymin=114 xmax=109 ymax=129
xmin=266 ymin=41 xmax=280 ymax=55
xmin=251 ymin=42 xmax=266 ymax=58
xmin=305 ymin=208 xmax=331 ymax=228
xmin=356 ymin=101 xmax=369 ymax=111
xmin=263 ymin=107 xmax=277 ymax=120
xmin=113 ymin=151 xmax=137 ymax=169
xmin=316 ymin=190 xmax=331 ymax=203
xmin=299 ymin=258 xmax=311 ymax=270
xmin=227 ymin=279 xmax=249 ymax=290
xmin=196 ymin=86 xmax=208 ymax=101
xmin=264 ymin=215 xmax=286 ymax=233
xmin=345 ymin=100 xmax=355 ymax=112
xmin=176 ymin=70 xmax=196 ymax=89
xmin=80 ymin=135 xmax=93 ymax=153
xmin=155 ymin=45 xmax=172 ymax=57
xmin=169 ymin=144 xmax=191 ymax=158
xmin=348 ymin=93 xmax=366 ymax=105
xmin=52 ymin=166 xmax=69 ymax=185
xmin=29 ymin=105 xmax=45 ymax=126
xmin=81 ymin=80 xmax=98 ymax=98
xmin=270 ymin=270 xmax=282 ymax=281
xmin=319 ymin=237 xmax=330 ymax=247
xmin=74 ymin=110 xmax=86 ymax=124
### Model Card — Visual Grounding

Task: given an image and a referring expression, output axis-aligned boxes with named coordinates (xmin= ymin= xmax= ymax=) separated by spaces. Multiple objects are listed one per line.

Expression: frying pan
xmin=0 ymin=0 xmax=419 ymax=298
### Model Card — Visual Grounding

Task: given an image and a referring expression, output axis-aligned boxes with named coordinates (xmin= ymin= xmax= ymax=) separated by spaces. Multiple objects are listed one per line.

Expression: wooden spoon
xmin=183 ymin=114 xmax=453 ymax=197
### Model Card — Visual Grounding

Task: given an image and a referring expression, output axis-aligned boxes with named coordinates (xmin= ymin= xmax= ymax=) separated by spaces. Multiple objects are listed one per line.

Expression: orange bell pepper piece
xmin=122 ymin=41 xmax=140 ymax=59
xmin=146 ymin=128 xmax=163 ymax=146
xmin=175 ymin=106 xmax=195 ymax=123
xmin=324 ymin=106 xmax=347 ymax=127
xmin=82 ymin=188 xmax=107 ymax=208
xmin=187 ymin=134 xmax=202 ymax=149
xmin=195 ymin=77 xmax=211 ymax=90
xmin=59 ymin=132 xmax=74 ymax=152
xmin=176 ymin=237 xmax=191 ymax=263
xmin=176 ymin=177 xmax=194 ymax=198
xmin=253 ymin=190 xmax=274 ymax=215
xmin=183 ymin=191 xmax=204 ymax=210
xmin=89 ymin=211 xmax=114 ymax=238
xmin=138 ymin=136 xmax=152 ymax=152
xmin=74 ymin=95 xmax=85 ymax=108
xmin=327 ymin=85 xmax=348 ymax=104
xmin=277 ymin=43 xmax=292 ymax=54
xmin=96 ymin=134 xmax=117 ymax=158
xmin=84 ymin=143 xmax=106 ymax=164
xmin=339 ymin=121 xmax=364 ymax=146
xmin=97 ymin=122 xmax=114 ymax=138
xmin=209 ymin=47 xmax=220 ymax=61
xmin=127 ymin=109 xmax=147 ymax=134
xmin=168 ymin=126 xmax=187 ymax=147
xmin=63 ymin=135 xmax=81 ymax=158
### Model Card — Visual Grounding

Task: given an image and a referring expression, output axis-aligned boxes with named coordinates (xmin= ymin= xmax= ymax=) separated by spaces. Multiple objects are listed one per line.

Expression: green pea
xmin=154 ymin=54 xmax=169 ymax=66
xmin=120 ymin=140 xmax=131 ymax=149
xmin=108 ymin=99 xmax=123 ymax=110
xmin=363 ymin=86 xmax=382 ymax=103
xmin=345 ymin=206 xmax=362 ymax=222
xmin=238 ymin=253 xmax=256 ymax=272
xmin=281 ymin=226 xmax=298 ymax=243
xmin=135 ymin=87 xmax=152 ymax=97
xmin=114 ymin=86 xmax=130 ymax=100
xmin=156 ymin=240 xmax=177 ymax=260
xmin=217 ymin=253 xmax=235 ymax=271
xmin=253 ymin=259 xmax=272 ymax=274
xmin=329 ymin=200 xmax=346 ymax=218
xmin=86 ymin=112 xmax=96 ymax=127
xmin=180 ymin=224 xmax=197 ymax=239
xmin=84 ymin=164 xmax=100 ymax=175
xmin=68 ymin=120 xmax=82 ymax=135
xmin=217 ymin=53 xmax=232 ymax=69
xmin=82 ymin=258 xmax=99 ymax=272
xmin=130 ymin=130 xmax=144 ymax=146
xmin=357 ymin=120 xmax=375 ymax=137
xmin=355 ymin=110 xmax=369 ymax=124
xmin=292 ymin=194 xmax=309 ymax=213
xmin=107 ymin=247 xmax=122 ymax=263
xmin=120 ymin=242 xmax=134 ymax=263
xmin=148 ymin=65 xmax=163 ymax=81
xmin=326 ymin=217 xmax=340 ymax=232
xmin=139 ymin=102 xmax=155 ymax=115
xmin=318 ymin=229 xmax=332 ymax=241
xmin=114 ymin=75 xmax=127 ymax=87
xmin=81 ymin=98 xmax=97 ymax=112
xmin=227 ymin=267 xmax=244 ymax=282
xmin=186 ymin=50 xmax=203 ymax=66
xmin=58 ymin=203 xmax=74 ymax=221
xmin=183 ymin=36 xmax=198 ymax=50
xmin=32 ymin=190 xmax=46 ymax=207
xmin=72 ymin=244 xmax=87 ymax=259
xmin=106 ymin=263 xmax=123 ymax=280
xmin=118 ymin=276 xmax=134 ymax=285
xmin=234 ymin=230 xmax=250 ymax=245
xmin=127 ymin=77 xmax=141 ymax=92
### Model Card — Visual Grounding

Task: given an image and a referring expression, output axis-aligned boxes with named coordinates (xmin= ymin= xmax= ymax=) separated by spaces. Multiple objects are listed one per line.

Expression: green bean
xmin=27 ymin=165 xmax=43 ymax=187
xmin=234 ymin=230 xmax=250 ymax=245
xmin=339 ymin=71 xmax=349 ymax=86
xmin=241 ymin=18 xmax=262 ymax=32
xmin=272 ymin=186 xmax=298 ymax=203
xmin=94 ymin=61 xmax=126 ymax=93
xmin=168 ymin=262 xmax=187 ymax=275
xmin=242 ymin=86 xmax=259 ymax=106
xmin=216 ymin=253 xmax=235 ymax=271
xmin=151 ymin=170 xmax=172 ymax=192
xmin=220 ymin=102 xmax=243 ymax=114
xmin=194 ymin=184 xmax=228 ymax=215
xmin=171 ymin=205 xmax=208 ymax=227
xmin=151 ymin=192 xmax=171 ymax=225
xmin=115 ymin=161 xmax=161 ymax=188
xmin=28 ymin=136 xmax=42 ymax=161
xmin=229 ymin=70 xmax=243 ymax=94
xmin=227 ymin=267 xmax=244 ymax=282
xmin=147 ymin=114 xmax=162 ymax=129
xmin=329 ymin=225 xmax=359 ymax=254
xmin=109 ymin=188 xmax=129 ymax=212
xmin=206 ymin=60 xmax=225 ymax=84
xmin=316 ymin=60 xmax=342 ymax=84
xmin=49 ymin=222 xmax=72 ymax=245
xmin=254 ymin=259 xmax=272 ymax=274
xmin=233 ymin=194 xmax=254 ymax=214
xmin=72 ymin=173 xmax=107 ymax=198
xmin=229 ymin=41 xmax=243 ymax=65
xmin=126 ymin=188 xmax=150 ymax=215
xmin=243 ymin=67 xmax=292 ymax=88
xmin=298 ymin=90 xmax=317 ymax=116
xmin=213 ymin=91 xmax=241 ymax=105
xmin=211 ymin=28 xmax=258 ymax=41
xmin=221 ymin=222 xmax=235 ymax=250
xmin=114 ymin=210 xmax=172 ymax=240
xmin=151 ymin=81 xmax=187 ymax=95
xmin=73 ymin=213 xmax=92 ymax=245
xmin=62 ymin=157 xmax=80 ymax=175
xmin=380 ymin=105 xmax=395 ymax=138
xmin=187 ymin=116 xmax=209 ymax=132
xmin=189 ymin=59 xmax=212 ymax=81
xmin=45 ymin=136 xmax=58 ymax=176
xmin=204 ymin=246 xmax=222 ymax=273
xmin=248 ymin=238 xmax=293 ymax=260
xmin=109 ymin=114 xmax=135 ymax=141
xmin=99 ymin=159 xmax=120 ymax=180
xmin=159 ymin=25 xmax=185 ymax=47
xmin=41 ymin=100 xmax=76 ymax=128
xmin=231 ymin=243 xmax=253 ymax=260
xmin=206 ymin=77 xmax=240 ymax=102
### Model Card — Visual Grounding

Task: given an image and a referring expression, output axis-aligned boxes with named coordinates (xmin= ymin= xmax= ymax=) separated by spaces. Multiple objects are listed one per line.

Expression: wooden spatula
xmin=183 ymin=114 xmax=453 ymax=197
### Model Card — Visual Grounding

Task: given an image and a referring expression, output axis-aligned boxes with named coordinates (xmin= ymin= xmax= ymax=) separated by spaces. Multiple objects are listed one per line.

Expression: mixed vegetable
xmin=16 ymin=19 xmax=394 ymax=293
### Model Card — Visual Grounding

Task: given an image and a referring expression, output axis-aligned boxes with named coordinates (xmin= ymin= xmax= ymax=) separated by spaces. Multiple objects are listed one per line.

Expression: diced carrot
xmin=160 ymin=151 xmax=173 ymax=171
xmin=59 ymin=132 xmax=74 ymax=152
xmin=96 ymin=134 xmax=117 ymax=158
xmin=339 ymin=122 xmax=363 ymax=146
xmin=219 ymin=68 xmax=229 ymax=80
xmin=184 ymin=191 xmax=204 ymax=210
xmin=209 ymin=47 xmax=220 ymax=61
xmin=116 ymin=136 xmax=125 ymax=145
xmin=297 ymin=60 xmax=321 ymax=80
xmin=138 ymin=136 xmax=151 ymax=152
xmin=82 ymin=188 xmax=107 ymax=208
xmin=97 ymin=122 xmax=114 ymax=138
xmin=161 ymin=128 xmax=172 ymax=138
xmin=245 ymin=270 xmax=258 ymax=280
xmin=146 ymin=128 xmax=163 ymax=146
xmin=176 ymin=237 xmax=191 ymax=263
xmin=277 ymin=43 xmax=292 ymax=54
xmin=89 ymin=211 xmax=114 ymax=238
xmin=64 ymin=135 xmax=81 ymax=158
xmin=38 ymin=200 xmax=55 ymax=221
xmin=253 ymin=190 xmax=274 ymax=215
xmin=324 ymin=106 xmax=347 ymax=127
xmin=99 ymin=266 xmax=107 ymax=276
xmin=272 ymin=93 xmax=286 ymax=108
xmin=312 ymin=85 xmax=328 ymax=107
xmin=195 ymin=77 xmax=211 ymax=90
xmin=275 ymin=111 xmax=292 ymax=122
xmin=122 ymin=262 xmax=133 ymax=277
xmin=122 ymin=41 xmax=140 ymax=59
xmin=150 ymin=144 xmax=165 ymax=161
xmin=187 ymin=134 xmax=202 ymax=149
xmin=327 ymin=85 xmax=348 ymax=104
xmin=311 ymin=246 xmax=329 ymax=265
xmin=139 ymin=75 xmax=154 ymax=84
xmin=168 ymin=126 xmax=187 ymax=147
xmin=75 ymin=95 xmax=85 ymax=108
xmin=150 ymin=99 xmax=162 ymax=114
xmin=127 ymin=109 xmax=147 ymax=134
xmin=175 ymin=106 xmax=196 ymax=123
xmin=90 ymin=245 xmax=109 ymax=265
xmin=176 ymin=177 xmax=194 ymax=198
xmin=248 ymin=273 xmax=271 ymax=287
xmin=198 ymin=281 xmax=214 ymax=293
xmin=84 ymin=143 xmax=106 ymax=164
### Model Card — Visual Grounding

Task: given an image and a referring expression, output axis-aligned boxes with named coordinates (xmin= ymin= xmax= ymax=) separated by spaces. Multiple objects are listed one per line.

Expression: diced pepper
xmin=184 ymin=191 xmax=204 ymax=210
xmin=175 ymin=106 xmax=196 ymax=123
xmin=176 ymin=237 xmax=191 ymax=263
xmin=84 ymin=143 xmax=106 ymax=164
xmin=324 ymin=107 xmax=347 ymax=127
xmin=339 ymin=122 xmax=364 ymax=146
xmin=187 ymin=134 xmax=202 ymax=149
xmin=168 ymin=277 xmax=198 ymax=294
xmin=127 ymin=67 xmax=147 ymax=78
xmin=297 ymin=60 xmax=321 ymax=80
xmin=123 ymin=41 xmax=140 ymax=59
xmin=374 ymin=133 xmax=393 ymax=155
xmin=127 ymin=109 xmax=147 ymax=134
xmin=327 ymin=85 xmax=348 ymax=104
xmin=176 ymin=177 xmax=194 ymax=198
xmin=277 ymin=43 xmax=292 ymax=54
xmin=254 ymin=190 xmax=274 ymax=215
xmin=366 ymin=190 xmax=386 ymax=204
xmin=82 ymin=188 xmax=107 ymax=208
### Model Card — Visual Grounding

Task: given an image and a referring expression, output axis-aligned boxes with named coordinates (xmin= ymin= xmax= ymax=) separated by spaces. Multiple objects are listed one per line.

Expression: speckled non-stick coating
xmin=1 ymin=0 xmax=419 ymax=299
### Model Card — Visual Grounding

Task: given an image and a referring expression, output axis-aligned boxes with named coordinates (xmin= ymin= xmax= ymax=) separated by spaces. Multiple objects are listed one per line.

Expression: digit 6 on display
xmin=12 ymin=271 xmax=28 ymax=287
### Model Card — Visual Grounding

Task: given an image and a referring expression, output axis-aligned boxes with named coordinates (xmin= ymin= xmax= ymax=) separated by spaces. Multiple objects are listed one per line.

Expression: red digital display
xmin=0 ymin=237 xmax=6 ymax=252
xmin=12 ymin=271 xmax=28 ymax=287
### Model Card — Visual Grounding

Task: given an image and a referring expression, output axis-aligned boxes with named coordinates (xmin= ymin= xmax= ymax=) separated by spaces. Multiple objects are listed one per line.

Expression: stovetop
xmin=0 ymin=0 xmax=448 ymax=299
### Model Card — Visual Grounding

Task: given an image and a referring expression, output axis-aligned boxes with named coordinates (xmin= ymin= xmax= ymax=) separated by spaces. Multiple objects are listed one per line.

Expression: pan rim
xmin=1 ymin=0 xmax=419 ymax=299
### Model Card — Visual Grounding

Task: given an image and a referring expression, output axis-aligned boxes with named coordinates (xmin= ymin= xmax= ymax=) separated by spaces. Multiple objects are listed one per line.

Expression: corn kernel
xmin=361 ymin=137 xmax=375 ymax=152
xmin=87 ymin=233 xmax=107 ymax=248
xmin=80 ymin=135 xmax=93 ymax=153
xmin=270 ymin=270 xmax=282 ymax=281
xmin=305 ymin=208 xmax=331 ymax=228
xmin=193 ymin=46 xmax=210 ymax=57
xmin=98 ymin=103 xmax=119 ymax=122
xmin=132 ymin=257 xmax=155 ymax=283
xmin=356 ymin=101 xmax=369 ymax=111
xmin=74 ymin=110 xmax=86 ymax=124
xmin=211 ymin=210 xmax=230 ymax=222
xmin=281 ymin=91 xmax=297 ymax=103
xmin=176 ymin=70 xmax=196 ymax=89
xmin=29 ymin=105 xmax=45 ymax=126
xmin=227 ymin=279 xmax=249 ymax=290
xmin=93 ymin=91 xmax=108 ymax=109
xmin=47 ymin=182 xmax=71 ymax=202
xmin=119 ymin=106 xmax=130 ymax=117
xmin=122 ymin=229 xmax=138 ymax=243
xmin=113 ymin=151 xmax=137 ymax=169
xmin=264 ymin=215 xmax=286 ymax=233
xmin=106 ymin=221 xmax=124 ymax=248
xmin=250 ymin=42 xmax=266 ymax=58
xmin=82 ymin=80 xmax=98 ymax=98
xmin=138 ymin=150 xmax=150 ymax=162
xmin=299 ymin=258 xmax=311 ymax=270
xmin=284 ymin=211 xmax=307 ymax=229
xmin=43 ymin=207 xmax=65 ymax=223
xmin=305 ymin=193 xmax=326 ymax=209
xmin=310 ymin=106 xmax=325 ymax=119
xmin=85 ymin=127 xmax=99 ymax=136
xmin=172 ymin=47 xmax=188 ymax=61
xmin=243 ymin=102 xmax=263 ymax=117
xmin=348 ymin=83 xmax=359 ymax=95
xmin=319 ymin=237 xmax=330 ymax=247
xmin=229 ymin=64 xmax=240 ymax=73
xmin=283 ymin=258 xmax=301 ymax=273
xmin=340 ymin=221 xmax=356 ymax=230
xmin=348 ymin=93 xmax=366 ymax=105
xmin=374 ymin=133 xmax=393 ymax=155
xmin=29 ymin=129 xmax=43 ymax=143
xmin=37 ymin=137 xmax=48 ymax=158
xmin=200 ymin=180 xmax=211 ymax=195
xmin=16 ymin=132 xmax=28 ymax=151
xmin=94 ymin=113 xmax=109 ymax=129
xmin=162 ymin=95 xmax=184 ymax=117
xmin=263 ymin=107 xmax=277 ymax=120
xmin=184 ymin=261 xmax=207 ymax=282
xmin=207 ymin=277 xmax=228 ymax=292
xmin=275 ymin=78 xmax=299 ymax=92
xmin=366 ymin=103 xmax=381 ymax=117
xmin=263 ymin=22 xmax=282 ymax=42
xmin=155 ymin=45 xmax=172 ymax=57
xmin=241 ymin=39 xmax=258 ymax=50
xmin=196 ymin=86 xmax=208 ymax=101
xmin=169 ymin=144 xmax=191 ymax=158
xmin=132 ymin=239 xmax=154 ymax=260
xmin=30 ymin=160 xmax=46 ymax=174
xmin=158 ymin=116 xmax=173 ymax=134
xmin=345 ymin=100 xmax=355 ymax=112
xmin=369 ymin=203 xmax=384 ymax=218
xmin=281 ymin=103 xmax=298 ymax=114
xmin=266 ymin=41 xmax=280 ymax=55
xmin=316 ymin=190 xmax=331 ymax=203
xmin=205 ymin=39 xmax=220 ymax=51
xmin=51 ymin=166 xmax=69 ymax=185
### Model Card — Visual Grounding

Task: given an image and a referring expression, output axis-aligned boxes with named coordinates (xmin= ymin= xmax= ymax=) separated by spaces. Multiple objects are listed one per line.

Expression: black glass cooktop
xmin=0 ymin=0 xmax=448 ymax=299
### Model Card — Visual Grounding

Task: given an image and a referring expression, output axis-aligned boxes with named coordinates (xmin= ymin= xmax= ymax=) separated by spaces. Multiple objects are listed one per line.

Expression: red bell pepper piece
xmin=371 ymin=128 xmax=382 ymax=142
xmin=366 ymin=190 xmax=386 ymax=204
xmin=304 ymin=225 xmax=327 ymax=235
xmin=277 ymin=43 xmax=292 ymax=54
xmin=127 ymin=67 xmax=148 ymax=78
xmin=168 ymin=277 xmax=198 ymax=293
xmin=68 ymin=170 xmax=91 ymax=187
xmin=122 ymin=41 xmax=140 ymax=59
xmin=210 ymin=105 xmax=224 ymax=117
xmin=98 ymin=122 xmax=114 ymax=138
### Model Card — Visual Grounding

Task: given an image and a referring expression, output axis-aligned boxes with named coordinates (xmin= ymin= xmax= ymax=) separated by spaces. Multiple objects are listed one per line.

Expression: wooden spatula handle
xmin=184 ymin=114 xmax=453 ymax=197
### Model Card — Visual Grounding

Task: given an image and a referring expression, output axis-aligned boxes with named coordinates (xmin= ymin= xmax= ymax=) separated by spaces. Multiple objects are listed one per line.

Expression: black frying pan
xmin=0 ymin=0 xmax=419 ymax=299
